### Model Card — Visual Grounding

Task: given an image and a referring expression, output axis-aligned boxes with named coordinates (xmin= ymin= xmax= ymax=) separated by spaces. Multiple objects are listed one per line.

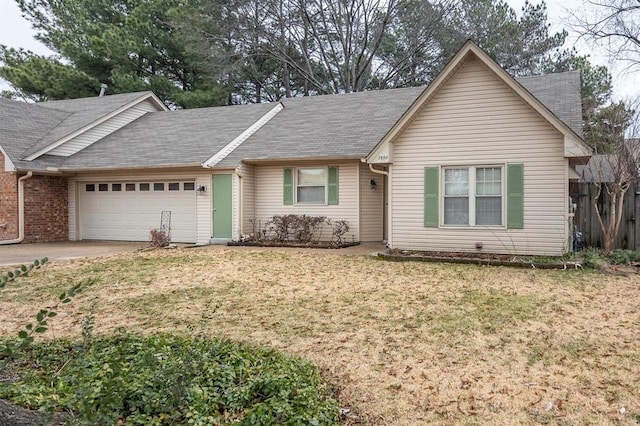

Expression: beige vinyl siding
xmin=70 ymin=168 xmax=212 ymax=245
xmin=391 ymin=57 xmax=568 ymax=256
xmin=254 ymin=162 xmax=360 ymax=241
xmin=359 ymin=163 xmax=384 ymax=241
xmin=48 ymin=100 xmax=159 ymax=157
xmin=237 ymin=163 xmax=256 ymax=236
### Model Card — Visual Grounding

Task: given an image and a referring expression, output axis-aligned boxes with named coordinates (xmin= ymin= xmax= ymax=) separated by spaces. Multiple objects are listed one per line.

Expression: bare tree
xmin=571 ymin=0 xmax=640 ymax=70
xmin=584 ymin=99 xmax=639 ymax=253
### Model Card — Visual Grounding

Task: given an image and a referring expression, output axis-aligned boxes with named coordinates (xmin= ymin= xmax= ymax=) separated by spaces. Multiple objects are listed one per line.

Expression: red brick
xmin=0 ymin=153 xmax=19 ymax=240
xmin=0 ymin=152 xmax=68 ymax=243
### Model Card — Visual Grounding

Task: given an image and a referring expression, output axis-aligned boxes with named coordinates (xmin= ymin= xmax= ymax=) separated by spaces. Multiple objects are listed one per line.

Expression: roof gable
xmin=58 ymin=102 xmax=278 ymax=170
xmin=367 ymin=40 xmax=591 ymax=163
xmin=22 ymin=92 xmax=167 ymax=160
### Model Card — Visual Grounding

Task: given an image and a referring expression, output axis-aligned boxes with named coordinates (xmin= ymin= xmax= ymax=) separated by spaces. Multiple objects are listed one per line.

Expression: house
xmin=0 ymin=41 xmax=591 ymax=255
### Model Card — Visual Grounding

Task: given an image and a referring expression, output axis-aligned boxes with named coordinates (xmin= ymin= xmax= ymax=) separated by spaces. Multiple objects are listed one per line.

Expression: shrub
xmin=329 ymin=220 xmax=350 ymax=244
xmin=580 ymin=247 xmax=607 ymax=269
xmin=0 ymin=333 xmax=339 ymax=425
xmin=150 ymin=229 xmax=170 ymax=247
xmin=607 ymin=249 xmax=640 ymax=265
xmin=265 ymin=214 xmax=331 ymax=244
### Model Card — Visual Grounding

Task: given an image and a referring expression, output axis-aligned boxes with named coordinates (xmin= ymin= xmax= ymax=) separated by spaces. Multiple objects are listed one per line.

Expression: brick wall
xmin=0 ymin=152 xmax=19 ymax=240
xmin=0 ymin=153 xmax=69 ymax=243
xmin=23 ymin=175 xmax=69 ymax=243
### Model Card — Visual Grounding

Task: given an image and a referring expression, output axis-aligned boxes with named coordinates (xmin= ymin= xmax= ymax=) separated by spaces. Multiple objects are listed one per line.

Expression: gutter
xmin=0 ymin=172 xmax=33 ymax=245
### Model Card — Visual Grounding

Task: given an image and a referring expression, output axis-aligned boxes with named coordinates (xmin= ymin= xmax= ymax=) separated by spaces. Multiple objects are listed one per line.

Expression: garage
xmin=78 ymin=181 xmax=197 ymax=243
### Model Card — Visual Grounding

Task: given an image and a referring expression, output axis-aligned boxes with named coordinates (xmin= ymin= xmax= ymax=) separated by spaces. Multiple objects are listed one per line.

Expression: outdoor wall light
xmin=197 ymin=185 xmax=207 ymax=193
xmin=370 ymin=179 xmax=377 ymax=190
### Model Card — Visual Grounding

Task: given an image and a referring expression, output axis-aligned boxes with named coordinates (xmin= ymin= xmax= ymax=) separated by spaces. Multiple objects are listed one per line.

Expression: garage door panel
xmin=79 ymin=181 xmax=196 ymax=243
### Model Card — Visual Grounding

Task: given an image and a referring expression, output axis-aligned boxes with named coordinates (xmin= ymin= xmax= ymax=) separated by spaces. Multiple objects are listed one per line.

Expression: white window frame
xmin=441 ymin=165 xmax=505 ymax=227
xmin=295 ymin=167 xmax=327 ymax=205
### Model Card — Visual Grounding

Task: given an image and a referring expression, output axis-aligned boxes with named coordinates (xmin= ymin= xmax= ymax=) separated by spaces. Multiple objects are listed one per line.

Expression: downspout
xmin=0 ymin=171 xmax=33 ymax=245
xmin=369 ymin=163 xmax=388 ymax=176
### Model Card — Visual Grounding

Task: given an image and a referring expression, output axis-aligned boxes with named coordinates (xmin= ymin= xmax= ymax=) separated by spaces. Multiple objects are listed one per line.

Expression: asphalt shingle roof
xmin=20 ymin=92 xmax=154 ymax=158
xmin=0 ymin=98 xmax=68 ymax=165
xmin=516 ymin=71 xmax=583 ymax=137
xmin=60 ymin=102 xmax=276 ymax=170
xmin=216 ymin=86 xmax=425 ymax=167
xmin=0 ymin=70 xmax=584 ymax=172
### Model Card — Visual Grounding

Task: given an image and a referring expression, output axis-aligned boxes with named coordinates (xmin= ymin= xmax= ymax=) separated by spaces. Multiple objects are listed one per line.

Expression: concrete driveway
xmin=0 ymin=241 xmax=147 ymax=267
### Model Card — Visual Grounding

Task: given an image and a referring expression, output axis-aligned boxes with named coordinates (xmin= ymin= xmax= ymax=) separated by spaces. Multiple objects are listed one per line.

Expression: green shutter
xmin=283 ymin=168 xmax=293 ymax=205
xmin=507 ymin=163 xmax=524 ymax=229
xmin=424 ymin=167 xmax=439 ymax=227
xmin=328 ymin=166 xmax=339 ymax=205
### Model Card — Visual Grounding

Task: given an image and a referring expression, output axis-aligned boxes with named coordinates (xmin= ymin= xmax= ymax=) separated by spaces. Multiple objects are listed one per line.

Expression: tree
xmin=584 ymin=99 xmax=639 ymax=253
xmin=2 ymin=0 xmax=225 ymax=106
xmin=264 ymin=0 xmax=400 ymax=94
xmin=571 ymin=0 xmax=640 ymax=70
xmin=545 ymin=53 xmax=623 ymax=153
xmin=373 ymin=0 xmax=456 ymax=88
xmin=440 ymin=0 xmax=568 ymax=76
xmin=0 ymin=48 xmax=97 ymax=101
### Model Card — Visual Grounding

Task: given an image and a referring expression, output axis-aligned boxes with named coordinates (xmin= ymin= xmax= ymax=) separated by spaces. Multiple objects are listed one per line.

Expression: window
xmin=184 ymin=182 xmax=195 ymax=191
xmin=444 ymin=168 xmax=469 ymax=225
xmin=126 ymin=183 xmax=136 ymax=191
xmin=475 ymin=167 xmax=502 ymax=225
xmin=168 ymin=182 xmax=180 ymax=191
xmin=98 ymin=184 xmax=108 ymax=192
xmin=154 ymin=183 xmax=164 ymax=191
xmin=86 ymin=184 xmax=95 ymax=192
xmin=139 ymin=183 xmax=150 ymax=191
xmin=442 ymin=166 xmax=503 ymax=226
xmin=284 ymin=167 xmax=338 ymax=206
xmin=112 ymin=183 xmax=122 ymax=191
xmin=296 ymin=168 xmax=326 ymax=204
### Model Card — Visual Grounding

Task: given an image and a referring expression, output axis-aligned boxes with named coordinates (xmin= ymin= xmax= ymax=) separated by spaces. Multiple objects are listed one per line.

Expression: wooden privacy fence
xmin=574 ymin=182 xmax=640 ymax=250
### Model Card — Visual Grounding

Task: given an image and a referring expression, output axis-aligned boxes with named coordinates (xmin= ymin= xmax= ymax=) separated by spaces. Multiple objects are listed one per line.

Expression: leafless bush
xmin=263 ymin=214 xmax=333 ymax=243
xmin=329 ymin=220 xmax=350 ymax=244
xmin=149 ymin=229 xmax=170 ymax=247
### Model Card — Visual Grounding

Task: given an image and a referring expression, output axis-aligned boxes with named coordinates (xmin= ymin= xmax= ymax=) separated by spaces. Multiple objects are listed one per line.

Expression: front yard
xmin=1 ymin=247 xmax=639 ymax=424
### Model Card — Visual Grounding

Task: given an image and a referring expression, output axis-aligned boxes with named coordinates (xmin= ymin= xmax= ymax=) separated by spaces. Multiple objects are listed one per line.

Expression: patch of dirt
xmin=0 ymin=399 xmax=65 ymax=425
xmin=228 ymin=241 xmax=359 ymax=249
xmin=599 ymin=263 xmax=640 ymax=275
xmin=384 ymin=249 xmax=576 ymax=269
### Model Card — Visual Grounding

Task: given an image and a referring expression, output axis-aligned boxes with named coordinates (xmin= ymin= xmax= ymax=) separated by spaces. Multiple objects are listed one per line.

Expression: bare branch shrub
xmin=329 ymin=220 xmax=350 ymax=244
xmin=150 ymin=229 xmax=170 ymax=248
xmin=263 ymin=214 xmax=345 ymax=244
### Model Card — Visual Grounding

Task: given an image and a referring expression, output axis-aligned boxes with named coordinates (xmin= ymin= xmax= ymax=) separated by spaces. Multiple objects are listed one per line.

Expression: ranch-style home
xmin=0 ymin=41 xmax=591 ymax=255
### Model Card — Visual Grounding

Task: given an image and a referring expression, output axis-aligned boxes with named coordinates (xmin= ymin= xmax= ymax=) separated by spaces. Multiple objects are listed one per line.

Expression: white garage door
xmin=79 ymin=181 xmax=196 ymax=243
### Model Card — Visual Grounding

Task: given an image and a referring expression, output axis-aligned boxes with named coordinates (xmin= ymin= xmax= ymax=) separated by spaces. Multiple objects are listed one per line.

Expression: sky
xmin=0 ymin=0 xmax=638 ymax=99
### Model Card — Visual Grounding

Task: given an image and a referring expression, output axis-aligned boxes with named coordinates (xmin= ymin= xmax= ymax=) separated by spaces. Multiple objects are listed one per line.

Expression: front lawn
xmin=1 ymin=247 xmax=639 ymax=424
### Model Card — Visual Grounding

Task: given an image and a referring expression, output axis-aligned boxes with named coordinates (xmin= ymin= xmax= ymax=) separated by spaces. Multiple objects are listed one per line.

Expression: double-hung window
xmin=283 ymin=166 xmax=339 ymax=206
xmin=443 ymin=166 xmax=503 ymax=226
xmin=296 ymin=168 xmax=326 ymax=204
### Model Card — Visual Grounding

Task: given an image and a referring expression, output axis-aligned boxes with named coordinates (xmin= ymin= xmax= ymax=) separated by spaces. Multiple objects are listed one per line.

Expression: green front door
xmin=212 ymin=174 xmax=232 ymax=238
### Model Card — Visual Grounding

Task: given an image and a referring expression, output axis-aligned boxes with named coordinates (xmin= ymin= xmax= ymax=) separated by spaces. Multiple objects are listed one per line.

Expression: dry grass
xmin=1 ymin=247 xmax=639 ymax=425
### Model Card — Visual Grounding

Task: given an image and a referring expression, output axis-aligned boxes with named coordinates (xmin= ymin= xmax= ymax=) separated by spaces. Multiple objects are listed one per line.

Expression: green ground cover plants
xmin=0 ymin=333 xmax=338 ymax=425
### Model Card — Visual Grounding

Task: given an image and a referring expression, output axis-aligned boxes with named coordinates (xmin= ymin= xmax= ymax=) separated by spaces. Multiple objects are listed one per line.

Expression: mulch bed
xmin=227 ymin=241 xmax=360 ymax=249
xmin=380 ymin=249 xmax=580 ymax=269
xmin=0 ymin=399 xmax=66 ymax=426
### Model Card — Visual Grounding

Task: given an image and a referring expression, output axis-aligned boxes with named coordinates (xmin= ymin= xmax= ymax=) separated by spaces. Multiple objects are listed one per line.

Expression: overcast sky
xmin=0 ymin=0 xmax=638 ymax=99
